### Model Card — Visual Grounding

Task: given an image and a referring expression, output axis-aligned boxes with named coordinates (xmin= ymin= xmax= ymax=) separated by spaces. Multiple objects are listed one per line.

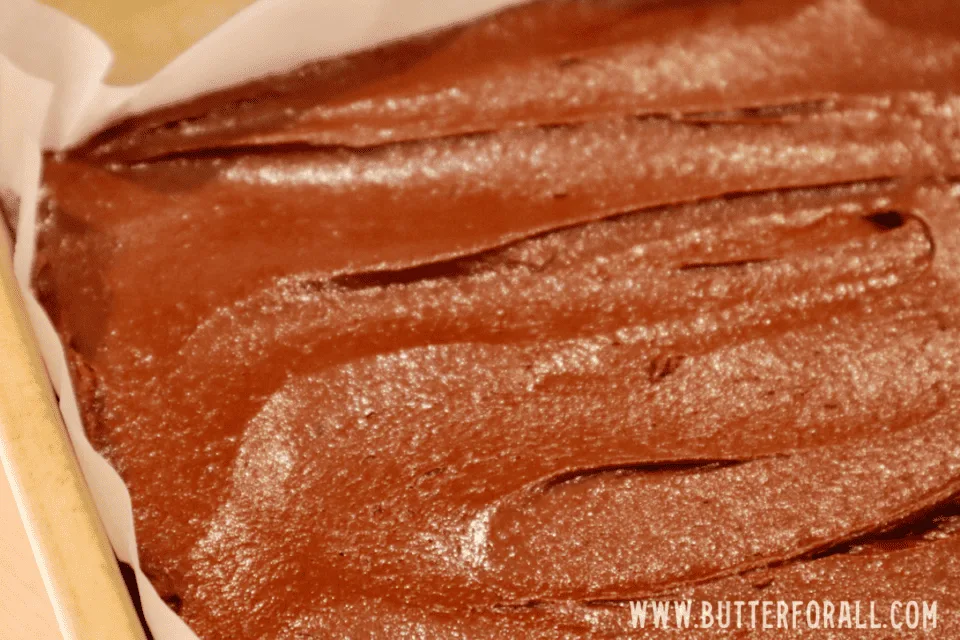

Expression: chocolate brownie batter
xmin=34 ymin=0 xmax=960 ymax=637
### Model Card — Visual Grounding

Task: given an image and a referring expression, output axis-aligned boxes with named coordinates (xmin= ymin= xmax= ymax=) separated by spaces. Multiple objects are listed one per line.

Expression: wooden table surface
xmin=1 ymin=2 xmax=254 ymax=638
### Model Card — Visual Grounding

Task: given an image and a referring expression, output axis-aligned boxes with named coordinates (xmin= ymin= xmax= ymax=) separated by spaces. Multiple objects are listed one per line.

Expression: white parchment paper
xmin=0 ymin=0 xmax=522 ymax=636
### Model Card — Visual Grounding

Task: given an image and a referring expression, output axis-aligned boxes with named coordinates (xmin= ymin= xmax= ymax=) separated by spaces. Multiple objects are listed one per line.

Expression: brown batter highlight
xmin=34 ymin=0 xmax=960 ymax=637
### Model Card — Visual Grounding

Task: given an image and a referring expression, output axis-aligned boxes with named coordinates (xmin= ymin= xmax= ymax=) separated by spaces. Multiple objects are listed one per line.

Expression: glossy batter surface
xmin=36 ymin=0 xmax=960 ymax=637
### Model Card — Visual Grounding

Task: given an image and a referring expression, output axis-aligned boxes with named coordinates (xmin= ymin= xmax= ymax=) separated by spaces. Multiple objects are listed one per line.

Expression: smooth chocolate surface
xmin=36 ymin=0 xmax=960 ymax=637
